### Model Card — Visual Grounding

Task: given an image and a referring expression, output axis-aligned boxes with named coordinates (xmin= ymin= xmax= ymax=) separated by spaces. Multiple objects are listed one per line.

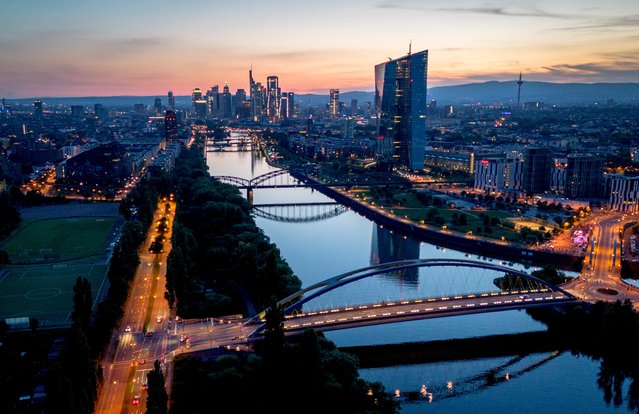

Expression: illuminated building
xmin=375 ymin=49 xmax=428 ymax=170
xmin=350 ymin=98 xmax=358 ymax=116
xmin=221 ymin=83 xmax=233 ymax=118
xmin=33 ymin=99 xmax=43 ymax=118
xmin=154 ymin=97 xmax=162 ymax=113
xmin=474 ymin=155 xmax=523 ymax=195
xmin=280 ymin=93 xmax=289 ymax=119
xmin=165 ymin=110 xmax=178 ymax=141
xmin=565 ymin=153 xmax=604 ymax=198
xmin=609 ymin=175 xmax=639 ymax=212
xmin=191 ymin=88 xmax=202 ymax=109
xmin=194 ymin=100 xmax=207 ymax=119
xmin=266 ymin=75 xmax=281 ymax=120
xmin=329 ymin=89 xmax=340 ymax=116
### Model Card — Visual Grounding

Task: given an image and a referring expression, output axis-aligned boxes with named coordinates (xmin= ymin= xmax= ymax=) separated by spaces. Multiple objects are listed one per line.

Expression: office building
xmin=220 ymin=83 xmax=233 ymax=118
xmin=168 ymin=91 xmax=175 ymax=110
xmin=34 ymin=100 xmax=43 ymax=118
xmin=71 ymin=105 xmax=84 ymax=121
xmin=375 ymin=49 xmax=428 ymax=171
xmin=165 ymin=110 xmax=178 ymax=141
xmin=266 ymin=76 xmax=281 ymax=120
xmin=350 ymin=99 xmax=358 ymax=116
xmin=521 ymin=146 xmax=552 ymax=195
xmin=565 ymin=154 xmax=604 ymax=198
xmin=194 ymin=100 xmax=207 ymax=119
xmin=474 ymin=155 xmax=523 ymax=195
xmin=330 ymin=89 xmax=340 ymax=116
xmin=280 ymin=93 xmax=289 ymax=119
xmin=609 ymin=175 xmax=639 ymax=212
xmin=191 ymin=88 xmax=202 ymax=109
xmin=154 ymin=97 xmax=162 ymax=113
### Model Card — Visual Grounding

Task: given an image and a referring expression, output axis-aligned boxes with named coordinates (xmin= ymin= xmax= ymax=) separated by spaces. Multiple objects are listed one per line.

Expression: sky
xmin=1 ymin=0 xmax=639 ymax=97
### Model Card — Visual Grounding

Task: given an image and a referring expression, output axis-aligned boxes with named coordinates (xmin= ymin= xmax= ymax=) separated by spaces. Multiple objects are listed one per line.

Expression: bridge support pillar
xmin=247 ymin=187 xmax=253 ymax=205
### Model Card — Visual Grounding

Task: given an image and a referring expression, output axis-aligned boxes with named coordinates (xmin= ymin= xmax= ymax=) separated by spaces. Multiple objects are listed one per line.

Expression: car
xmin=141 ymin=382 xmax=148 ymax=390
xmin=157 ymin=316 xmax=162 ymax=323
xmin=132 ymin=395 xmax=140 ymax=405
xmin=125 ymin=325 xmax=131 ymax=332
xmin=138 ymin=359 xmax=145 ymax=365
xmin=180 ymin=334 xmax=185 ymax=342
xmin=145 ymin=331 xmax=153 ymax=337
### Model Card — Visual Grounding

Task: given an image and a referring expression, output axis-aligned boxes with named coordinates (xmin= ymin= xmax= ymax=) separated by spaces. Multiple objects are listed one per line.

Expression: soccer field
xmin=2 ymin=216 xmax=118 ymax=263
xmin=0 ymin=264 xmax=109 ymax=327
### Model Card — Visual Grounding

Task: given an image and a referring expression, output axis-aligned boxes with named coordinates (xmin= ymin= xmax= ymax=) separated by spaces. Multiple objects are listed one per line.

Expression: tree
xmin=263 ymin=297 xmax=286 ymax=361
xmin=72 ymin=276 xmax=93 ymax=334
xmin=146 ymin=360 xmax=168 ymax=414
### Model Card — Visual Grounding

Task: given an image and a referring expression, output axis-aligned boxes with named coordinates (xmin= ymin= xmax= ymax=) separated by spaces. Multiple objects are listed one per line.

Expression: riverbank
xmin=293 ymin=171 xmax=584 ymax=270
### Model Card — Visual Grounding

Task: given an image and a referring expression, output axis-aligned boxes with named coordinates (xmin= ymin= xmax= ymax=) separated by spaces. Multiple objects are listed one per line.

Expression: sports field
xmin=2 ymin=216 xmax=118 ymax=263
xmin=0 ymin=264 xmax=109 ymax=326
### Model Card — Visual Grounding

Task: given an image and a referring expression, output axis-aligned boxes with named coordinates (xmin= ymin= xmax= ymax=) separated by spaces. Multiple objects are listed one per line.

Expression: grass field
xmin=2 ymin=217 xmax=118 ymax=263
xmin=0 ymin=264 xmax=109 ymax=326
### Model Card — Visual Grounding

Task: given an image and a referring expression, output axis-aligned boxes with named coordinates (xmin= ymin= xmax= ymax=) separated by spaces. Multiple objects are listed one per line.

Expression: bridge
xmin=175 ymin=259 xmax=579 ymax=353
xmin=252 ymin=202 xmax=349 ymax=223
xmin=213 ymin=168 xmax=423 ymax=203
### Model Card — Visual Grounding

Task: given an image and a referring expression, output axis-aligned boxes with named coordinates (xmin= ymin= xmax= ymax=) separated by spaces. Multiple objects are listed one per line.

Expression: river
xmin=206 ymin=136 xmax=634 ymax=413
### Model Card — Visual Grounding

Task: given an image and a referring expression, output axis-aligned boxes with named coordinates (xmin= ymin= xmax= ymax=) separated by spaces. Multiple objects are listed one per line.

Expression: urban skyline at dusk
xmin=2 ymin=0 xmax=639 ymax=98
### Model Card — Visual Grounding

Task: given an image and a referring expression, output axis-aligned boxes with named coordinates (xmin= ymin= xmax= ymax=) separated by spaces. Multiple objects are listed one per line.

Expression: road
xmin=564 ymin=212 xmax=639 ymax=305
xmin=175 ymin=289 xmax=574 ymax=354
xmin=94 ymin=198 xmax=175 ymax=414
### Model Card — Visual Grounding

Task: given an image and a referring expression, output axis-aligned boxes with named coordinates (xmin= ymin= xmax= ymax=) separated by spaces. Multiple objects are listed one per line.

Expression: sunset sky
xmin=2 ymin=0 xmax=638 ymax=97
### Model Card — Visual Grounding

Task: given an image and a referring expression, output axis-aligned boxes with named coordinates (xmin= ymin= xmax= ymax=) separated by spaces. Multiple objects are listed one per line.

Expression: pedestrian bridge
xmin=244 ymin=258 xmax=578 ymax=338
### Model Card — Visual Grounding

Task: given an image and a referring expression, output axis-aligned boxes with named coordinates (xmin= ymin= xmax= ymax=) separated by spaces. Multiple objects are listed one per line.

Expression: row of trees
xmin=164 ymin=145 xmax=301 ymax=317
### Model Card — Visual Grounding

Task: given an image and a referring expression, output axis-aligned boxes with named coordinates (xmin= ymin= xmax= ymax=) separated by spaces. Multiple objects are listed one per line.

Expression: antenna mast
xmin=516 ymin=72 xmax=524 ymax=109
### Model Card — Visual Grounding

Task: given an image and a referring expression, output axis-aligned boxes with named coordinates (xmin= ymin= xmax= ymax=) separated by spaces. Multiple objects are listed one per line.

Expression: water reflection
xmin=371 ymin=225 xmax=420 ymax=284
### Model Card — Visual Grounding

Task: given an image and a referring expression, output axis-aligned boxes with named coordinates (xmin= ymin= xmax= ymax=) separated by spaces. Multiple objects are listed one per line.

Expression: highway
xmin=95 ymin=198 xmax=175 ymax=414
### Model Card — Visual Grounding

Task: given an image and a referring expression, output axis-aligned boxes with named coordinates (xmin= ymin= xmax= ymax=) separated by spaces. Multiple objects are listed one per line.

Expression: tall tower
xmin=167 ymin=91 xmax=175 ymax=110
xmin=329 ymin=89 xmax=340 ymax=117
xmin=33 ymin=99 xmax=43 ymax=118
xmin=191 ymin=88 xmax=202 ymax=110
xmin=266 ymin=75 xmax=281 ymax=120
xmin=516 ymin=72 xmax=524 ymax=109
xmin=375 ymin=49 xmax=428 ymax=171
xmin=164 ymin=110 xmax=178 ymax=141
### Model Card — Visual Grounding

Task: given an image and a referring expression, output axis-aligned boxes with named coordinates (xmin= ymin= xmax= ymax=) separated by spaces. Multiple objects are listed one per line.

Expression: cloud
xmin=539 ymin=61 xmax=639 ymax=81
xmin=554 ymin=14 xmax=639 ymax=31
xmin=377 ymin=1 xmax=570 ymax=18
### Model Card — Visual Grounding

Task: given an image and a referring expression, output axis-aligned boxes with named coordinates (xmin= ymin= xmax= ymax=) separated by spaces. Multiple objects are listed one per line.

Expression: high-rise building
xmin=287 ymin=92 xmax=295 ymax=117
xmin=165 ymin=110 xmax=178 ymax=141
xmin=565 ymin=154 xmax=604 ymax=198
xmin=375 ymin=49 xmax=428 ymax=171
xmin=34 ymin=100 xmax=43 ymax=118
xmin=191 ymin=88 xmax=202 ymax=109
xmin=350 ymin=99 xmax=358 ymax=116
xmin=234 ymin=89 xmax=246 ymax=116
xmin=154 ymin=97 xmax=162 ymax=113
xmin=194 ymin=100 xmax=207 ymax=119
xmin=521 ymin=146 xmax=552 ymax=195
xmin=205 ymin=85 xmax=219 ymax=116
xmin=280 ymin=93 xmax=289 ymax=119
xmin=266 ymin=75 xmax=281 ymax=120
xmin=474 ymin=155 xmax=523 ymax=195
xmin=167 ymin=91 xmax=175 ymax=110
xmin=329 ymin=89 xmax=340 ymax=116
xmin=251 ymin=82 xmax=264 ymax=119
xmin=221 ymin=83 xmax=233 ymax=118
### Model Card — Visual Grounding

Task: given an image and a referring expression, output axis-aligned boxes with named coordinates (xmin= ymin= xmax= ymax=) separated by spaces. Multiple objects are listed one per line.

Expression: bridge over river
xmin=174 ymin=259 xmax=579 ymax=355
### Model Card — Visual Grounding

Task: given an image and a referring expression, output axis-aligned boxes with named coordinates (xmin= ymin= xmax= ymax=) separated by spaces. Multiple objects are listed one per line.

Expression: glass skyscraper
xmin=375 ymin=49 xmax=428 ymax=171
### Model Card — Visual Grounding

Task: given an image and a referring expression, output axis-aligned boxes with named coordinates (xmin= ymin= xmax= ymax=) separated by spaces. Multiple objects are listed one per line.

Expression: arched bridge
xmin=252 ymin=202 xmax=349 ymax=223
xmin=243 ymin=258 xmax=578 ymax=338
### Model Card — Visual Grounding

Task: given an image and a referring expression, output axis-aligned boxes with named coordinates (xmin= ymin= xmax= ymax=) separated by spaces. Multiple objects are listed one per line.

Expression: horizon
xmin=2 ymin=0 xmax=639 ymax=97
xmin=6 ymin=79 xmax=639 ymax=101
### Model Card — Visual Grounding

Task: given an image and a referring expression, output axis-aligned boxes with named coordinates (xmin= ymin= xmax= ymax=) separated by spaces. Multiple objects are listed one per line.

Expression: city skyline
xmin=1 ymin=0 xmax=639 ymax=97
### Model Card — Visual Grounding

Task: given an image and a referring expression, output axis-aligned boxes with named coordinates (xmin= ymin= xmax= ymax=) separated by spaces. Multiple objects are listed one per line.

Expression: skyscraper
xmin=350 ymin=98 xmax=358 ymax=116
xmin=522 ymin=146 xmax=552 ymax=195
xmin=71 ymin=105 xmax=84 ymax=121
xmin=280 ymin=93 xmax=289 ymax=119
xmin=165 ymin=110 xmax=178 ymax=141
xmin=565 ymin=154 xmax=604 ymax=198
xmin=154 ymin=97 xmax=162 ymax=113
xmin=266 ymin=75 xmax=281 ymax=120
xmin=329 ymin=89 xmax=340 ymax=116
xmin=375 ymin=49 xmax=428 ymax=171
xmin=34 ymin=99 xmax=43 ymax=118
xmin=287 ymin=92 xmax=295 ymax=117
xmin=221 ymin=83 xmax=233 ymax=118
xmin=167 ymin=91 xmax=175 ymax=110
xmin=191 ymin=88 xmax=202 ymax=110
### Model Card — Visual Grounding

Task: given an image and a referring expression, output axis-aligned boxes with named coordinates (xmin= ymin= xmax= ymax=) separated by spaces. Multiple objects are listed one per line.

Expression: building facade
xmin=375 ymin=49 xmax=428 ymax=171
xmin=565 ymin=153 xmax=604 ymax=198
xmin=609 ymin=175 xmax=639 ymax=212
xmin=521 ymin=146 xmax=552 ymax=195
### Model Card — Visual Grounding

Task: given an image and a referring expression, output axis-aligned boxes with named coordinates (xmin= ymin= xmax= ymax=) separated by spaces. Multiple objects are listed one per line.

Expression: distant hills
xmin=6 ymin=81 xmax=639 ymax=108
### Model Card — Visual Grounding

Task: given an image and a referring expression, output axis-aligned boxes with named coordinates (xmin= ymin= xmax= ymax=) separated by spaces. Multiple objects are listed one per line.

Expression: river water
xmin=206 ymin=138 xmax=634 ymax=413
